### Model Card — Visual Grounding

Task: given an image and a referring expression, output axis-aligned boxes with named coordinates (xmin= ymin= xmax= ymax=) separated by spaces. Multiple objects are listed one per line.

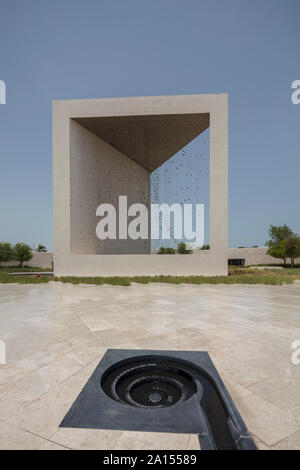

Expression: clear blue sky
xmin=0 ymin=0 xmax=299 ymax=250
xmin=151 ymin=131 xmax=210 ymax=250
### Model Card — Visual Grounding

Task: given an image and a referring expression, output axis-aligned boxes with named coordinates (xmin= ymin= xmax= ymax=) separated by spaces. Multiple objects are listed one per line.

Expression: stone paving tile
xmin=212 ymin=354 xmax=271 ymax=388
xmin=221 ymin=375 xmax=253 ymax=401
xmin=39 ymin=441 xmax=70 ymax=450
xmin=252 ymin=436 xmax=271 ymax=450
xmin=0 ymin=420 xmax=46 ymax=450
xmin=50 ymin=428 xmax=123 ymax=450
xmin=62 ymin=359 xmax=101 ymax=390
xmin=0 ymin=366 xmax=26 ymax=394
xmin=235 ymin=394 xmax=298 ymax=446
xmin=12 ymin=350 xmax=64 ymax=375
xmin=8 ymin=383 xmax=81 ymax=439
xmin=271 ymin=430 xmax=300 ymax=450
xmin=248 ymin=377 xmax=300 ymax=413
xmin=0 ymin=355 xmax=84 ymax=423
xmin=112 ymin=431 xmax=191 ymax=450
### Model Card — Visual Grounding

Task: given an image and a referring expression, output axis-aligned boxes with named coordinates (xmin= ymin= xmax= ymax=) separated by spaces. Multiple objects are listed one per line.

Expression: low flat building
xmin=227 ymin=246 xmax=300 ymax=266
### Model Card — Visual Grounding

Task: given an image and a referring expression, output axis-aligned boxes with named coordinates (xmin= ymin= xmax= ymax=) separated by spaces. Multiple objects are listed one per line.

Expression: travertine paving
xmin=0 ymin=281 xmax=299 ymax=450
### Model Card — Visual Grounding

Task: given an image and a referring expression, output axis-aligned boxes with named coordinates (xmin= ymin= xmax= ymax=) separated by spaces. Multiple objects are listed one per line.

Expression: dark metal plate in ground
xmin=60 ymin=349 xmax=257 ymax=450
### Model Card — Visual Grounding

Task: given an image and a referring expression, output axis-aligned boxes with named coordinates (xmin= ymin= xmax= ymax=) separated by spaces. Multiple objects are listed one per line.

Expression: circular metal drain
xmin=101 ymin=357 xmax=197 ymax=409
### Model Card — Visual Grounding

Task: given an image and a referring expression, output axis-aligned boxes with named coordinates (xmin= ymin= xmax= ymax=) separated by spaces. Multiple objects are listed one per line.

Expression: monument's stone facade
xmin=53 ymin=94 xmax=228 ymax=276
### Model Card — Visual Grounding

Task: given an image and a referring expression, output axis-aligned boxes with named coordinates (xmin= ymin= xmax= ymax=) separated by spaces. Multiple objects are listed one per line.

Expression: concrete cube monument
xmin=53 ymin=94 xmax=228 ymax=276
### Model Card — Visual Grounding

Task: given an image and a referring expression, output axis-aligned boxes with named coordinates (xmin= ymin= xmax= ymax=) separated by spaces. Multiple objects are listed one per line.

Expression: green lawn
xmin=0 ymin=272 xmax=52 ymax=284
xmin=0 ymin=266 xmax=52 ymax=273
xmin=56 ymin=268 xmax=300 ymax=286
xmin=1 ymin=267 xmax=300 ymax=286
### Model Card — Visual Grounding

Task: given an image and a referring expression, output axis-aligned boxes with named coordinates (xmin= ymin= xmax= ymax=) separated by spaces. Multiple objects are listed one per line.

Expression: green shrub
xmin=177 ymin=242 xmax=192 ymax=254
xmin=158 ymin=247 xmax=176 ymax=254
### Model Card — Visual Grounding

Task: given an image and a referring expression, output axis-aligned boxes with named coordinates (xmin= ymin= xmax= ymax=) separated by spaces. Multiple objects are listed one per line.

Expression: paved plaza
xmin=0 ymin=281 xmax=299 ymax=450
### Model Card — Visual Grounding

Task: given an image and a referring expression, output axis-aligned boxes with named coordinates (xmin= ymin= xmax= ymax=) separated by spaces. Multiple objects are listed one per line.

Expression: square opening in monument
xmin=69 ymin=113 xmax=210 ymax=255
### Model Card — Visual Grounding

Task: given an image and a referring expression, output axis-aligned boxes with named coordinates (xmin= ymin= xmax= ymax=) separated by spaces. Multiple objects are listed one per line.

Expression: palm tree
xmin=36 ymin=244 xmax=47 ymax=253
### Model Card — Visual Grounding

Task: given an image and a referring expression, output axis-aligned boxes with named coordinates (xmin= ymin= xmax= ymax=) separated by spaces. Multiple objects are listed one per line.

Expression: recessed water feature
xmin=60 ymin=349 xmax=257 ymax=450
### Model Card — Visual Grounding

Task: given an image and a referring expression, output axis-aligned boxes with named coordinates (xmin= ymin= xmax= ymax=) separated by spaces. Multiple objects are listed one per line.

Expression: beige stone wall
xmin=52 ymin=251 xmax=227 ymax=277
xmin=2 ymin=252 xmax=53 ymax=269
xmin=70 ymin=120 xmax=150 ymax=255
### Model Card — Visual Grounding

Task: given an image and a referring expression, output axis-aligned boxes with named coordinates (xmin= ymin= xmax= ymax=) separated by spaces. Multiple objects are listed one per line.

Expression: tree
xmin=36 ymin=244 xmax=47 ymax=252
xmin=267 ymin=240 xmax=287 ymax=263
xmin=268 ymin=224 xmax=294 ymax=243
xmin=284 ymin=236 xmax=300 ymax=268
xmin=12 ymin=243 xmax=33 ymax=267
xmin=0 ymin=242 xmax=13 ymax=265
xmin=266 ymin=224 xmax=294 ymax=265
